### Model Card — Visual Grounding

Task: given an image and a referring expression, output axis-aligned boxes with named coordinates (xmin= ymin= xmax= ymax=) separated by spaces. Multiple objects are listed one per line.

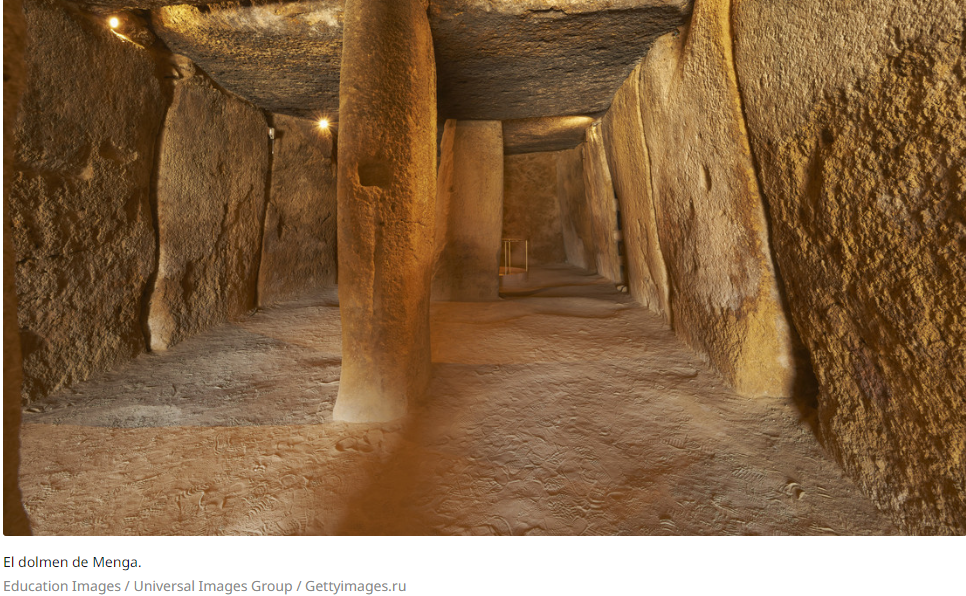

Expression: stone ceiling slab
xmin=502 ymin=115 xmax=597 ymax=154
xmin=153 ymin=1 xmax=343 ymax=120
xmin=149 ymin=0 xmax=692 ymax=121
xmin=431 ymin=0 xmax=692 ymax=120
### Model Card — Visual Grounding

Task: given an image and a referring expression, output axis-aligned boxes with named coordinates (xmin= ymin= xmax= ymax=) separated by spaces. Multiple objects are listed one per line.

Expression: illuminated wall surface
xmin=3 ymin=0 xmax=964 ymax=549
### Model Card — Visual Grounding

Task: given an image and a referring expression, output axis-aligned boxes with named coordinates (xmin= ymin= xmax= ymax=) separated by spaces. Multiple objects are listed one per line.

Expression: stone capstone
xmin=257 ymin=113 xmax=338 ymax=306
xmin=432 ymin=0 xmax=693 ymax=120
xmin=148 ymin=72 xmax=270 ymax=350
xmin=502 ymin=115 xmax=596 ymax=155
xmin=153 ymin=1 xmax=343 ymax=120
xmin=150 ymin=0 xmax=692 ymax=122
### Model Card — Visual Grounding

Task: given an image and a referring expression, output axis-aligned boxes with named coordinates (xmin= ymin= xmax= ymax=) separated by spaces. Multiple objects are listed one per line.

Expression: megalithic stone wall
xmin=9 ymin=0 xmax=167 ymax=401
xmin=601 ymin=62 xmax=671 ymax=321
xmin=636 ymin=0 xmax=798 ymax=398
xmin=148 ymin=73 xmax=270 ymax=351
xmin=734 ymin=0 xmax=966 ymax=534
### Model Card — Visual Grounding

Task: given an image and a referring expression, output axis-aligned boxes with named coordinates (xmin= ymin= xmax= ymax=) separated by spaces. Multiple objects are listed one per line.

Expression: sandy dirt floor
xmin=19 ymin=265 xmax=896 ymax=535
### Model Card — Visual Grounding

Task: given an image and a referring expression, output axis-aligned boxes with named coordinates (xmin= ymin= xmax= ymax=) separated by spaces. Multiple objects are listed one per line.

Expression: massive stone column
xmin=432 ymin=120 xmax=504 ymax=301
xmin=334 ymin=0 xmax=437 ymax=422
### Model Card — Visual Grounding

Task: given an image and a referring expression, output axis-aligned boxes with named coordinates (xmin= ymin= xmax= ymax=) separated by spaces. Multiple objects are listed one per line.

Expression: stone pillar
xmin=333 ymin=0 xmax=437 ymax=422
xmin=432 ymin=119 xmax=504 ymax=302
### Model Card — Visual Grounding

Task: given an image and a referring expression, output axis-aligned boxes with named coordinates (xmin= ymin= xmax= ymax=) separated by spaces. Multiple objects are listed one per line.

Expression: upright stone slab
xmin=638 ymin=0 xmax=797 ymax=397
xmin=148 ymin=73 xmax=270 ymax=350
xmin=601 ymin=64 xmax=671 ymax=319
xmin=735 ymin=0 xmax=966 ymax=533
xmin=334 ymin=0 xmax=437 ymax=422
xmin=3 ymin=0 xmax=30 ymax=536
xmin=432 ymin=119 xmax=504 ymax=301
xmin=8 ymin=0 xmax=166 ymax=402
xmin=258 ymin=113 xmax=338 ymax=306
xmin=502 ymin=152 xmax=567 ymax=265
xmin=582 ymin=125 xmax=623 ymax=283
xmin=555 ymin=146 xmax=596 ymax=271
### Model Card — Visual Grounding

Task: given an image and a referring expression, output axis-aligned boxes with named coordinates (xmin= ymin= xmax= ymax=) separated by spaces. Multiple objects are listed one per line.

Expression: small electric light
xmin=109 ymin=16 xmax=120 ymax=29
xmin=318 ymin=118 xmax=329 ymax=130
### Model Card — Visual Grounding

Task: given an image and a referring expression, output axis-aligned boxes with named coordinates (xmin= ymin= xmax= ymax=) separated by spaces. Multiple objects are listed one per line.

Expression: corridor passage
xmin=20 ymin=266 xmax=894 ymax=535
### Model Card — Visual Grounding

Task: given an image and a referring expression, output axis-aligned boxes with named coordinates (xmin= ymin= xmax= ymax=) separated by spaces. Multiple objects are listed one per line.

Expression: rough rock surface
xmin=151 ymin=0 xmax=691 ymax=122
xmin=601 ymin=63 xmax=670 ymax=318
xmin=555 ymin=146 xmax=596 ymax=271
xmin=9 ymin=0 xmax=166 ymax=402
xmin=582 ymin=126 xmax=623 ymax=283
xmin=153 ymin=1 xmax=343 ymax=119
xmin=502 ymin=153 xmax=566 ymax=265
xmin=258 ymin=114 xmax=337 ymax=306
xmin=433 ymin=120 xmax=504 ymax=301
xmin=19 ymin=266 xmax=896 ymax=536
xmin=334 ymin=0 xmax=437 ymax=422
xmin=432 ymin=0 xmax=693 ymax=120
xmin=638 ymin=0 xmax=796 ymax=397
xmin=503 ymin=115 xmax=595 ymax=155
xmin=734 ymin=0 xmax=966 ymax=534
xmin=148 ymin=73 xmax=269 ymax=350
xmin=4 ymin=0 xmax=31 ymax=536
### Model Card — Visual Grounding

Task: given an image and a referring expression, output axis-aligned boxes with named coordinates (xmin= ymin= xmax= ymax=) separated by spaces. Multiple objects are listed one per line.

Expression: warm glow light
xmin=108 ymin=16 xmax=120 ymax=28
xmin=318 ymin=119 xmax=330 ymax=130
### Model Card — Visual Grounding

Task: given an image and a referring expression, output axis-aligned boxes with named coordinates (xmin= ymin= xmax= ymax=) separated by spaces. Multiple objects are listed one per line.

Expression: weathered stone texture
xmin=601 ymin=63 xmax=670 ymax=318
xmin=148 ymin=74 xmax=269 ymax=350
xmin=153 ymin=1 xmax=343 ymax=120
xmin=152 ymin=1 xmax=691 ymax=123
xmin=433 ymin=120 xmax=504 ymax=301
xmin=9 ymin=0 xmax=166 ymax=402
xmin=503 ymin=115 xmax=595 ymax=155
xmin=582 ymin=126 xmax=623 ymax=283
xmin=4 ymin=0 xmax=31 ymax=536
xmin=333 ymin=0 xmax=437 ymax=422
xmin=555 ymin=146 xmax=596 ymax=271
xmin=502 ymin=152 xmax=566 ymax=265
xmin=638 ymin=0 xmax=797 ymax=397
xmin=735 ymin=0 xmax=966 ymax=533
xmin=431 ymin=0 xmax=693 ymax=120
xmin=257 ymin=114 xmax=337 ymax=306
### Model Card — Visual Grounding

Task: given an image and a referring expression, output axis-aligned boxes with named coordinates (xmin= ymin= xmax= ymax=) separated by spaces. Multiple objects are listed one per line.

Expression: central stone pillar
xmin=432 ymin=119 xmax=504 ymax=302
xmin=333 ymin=0 xmax=437 ymax=422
